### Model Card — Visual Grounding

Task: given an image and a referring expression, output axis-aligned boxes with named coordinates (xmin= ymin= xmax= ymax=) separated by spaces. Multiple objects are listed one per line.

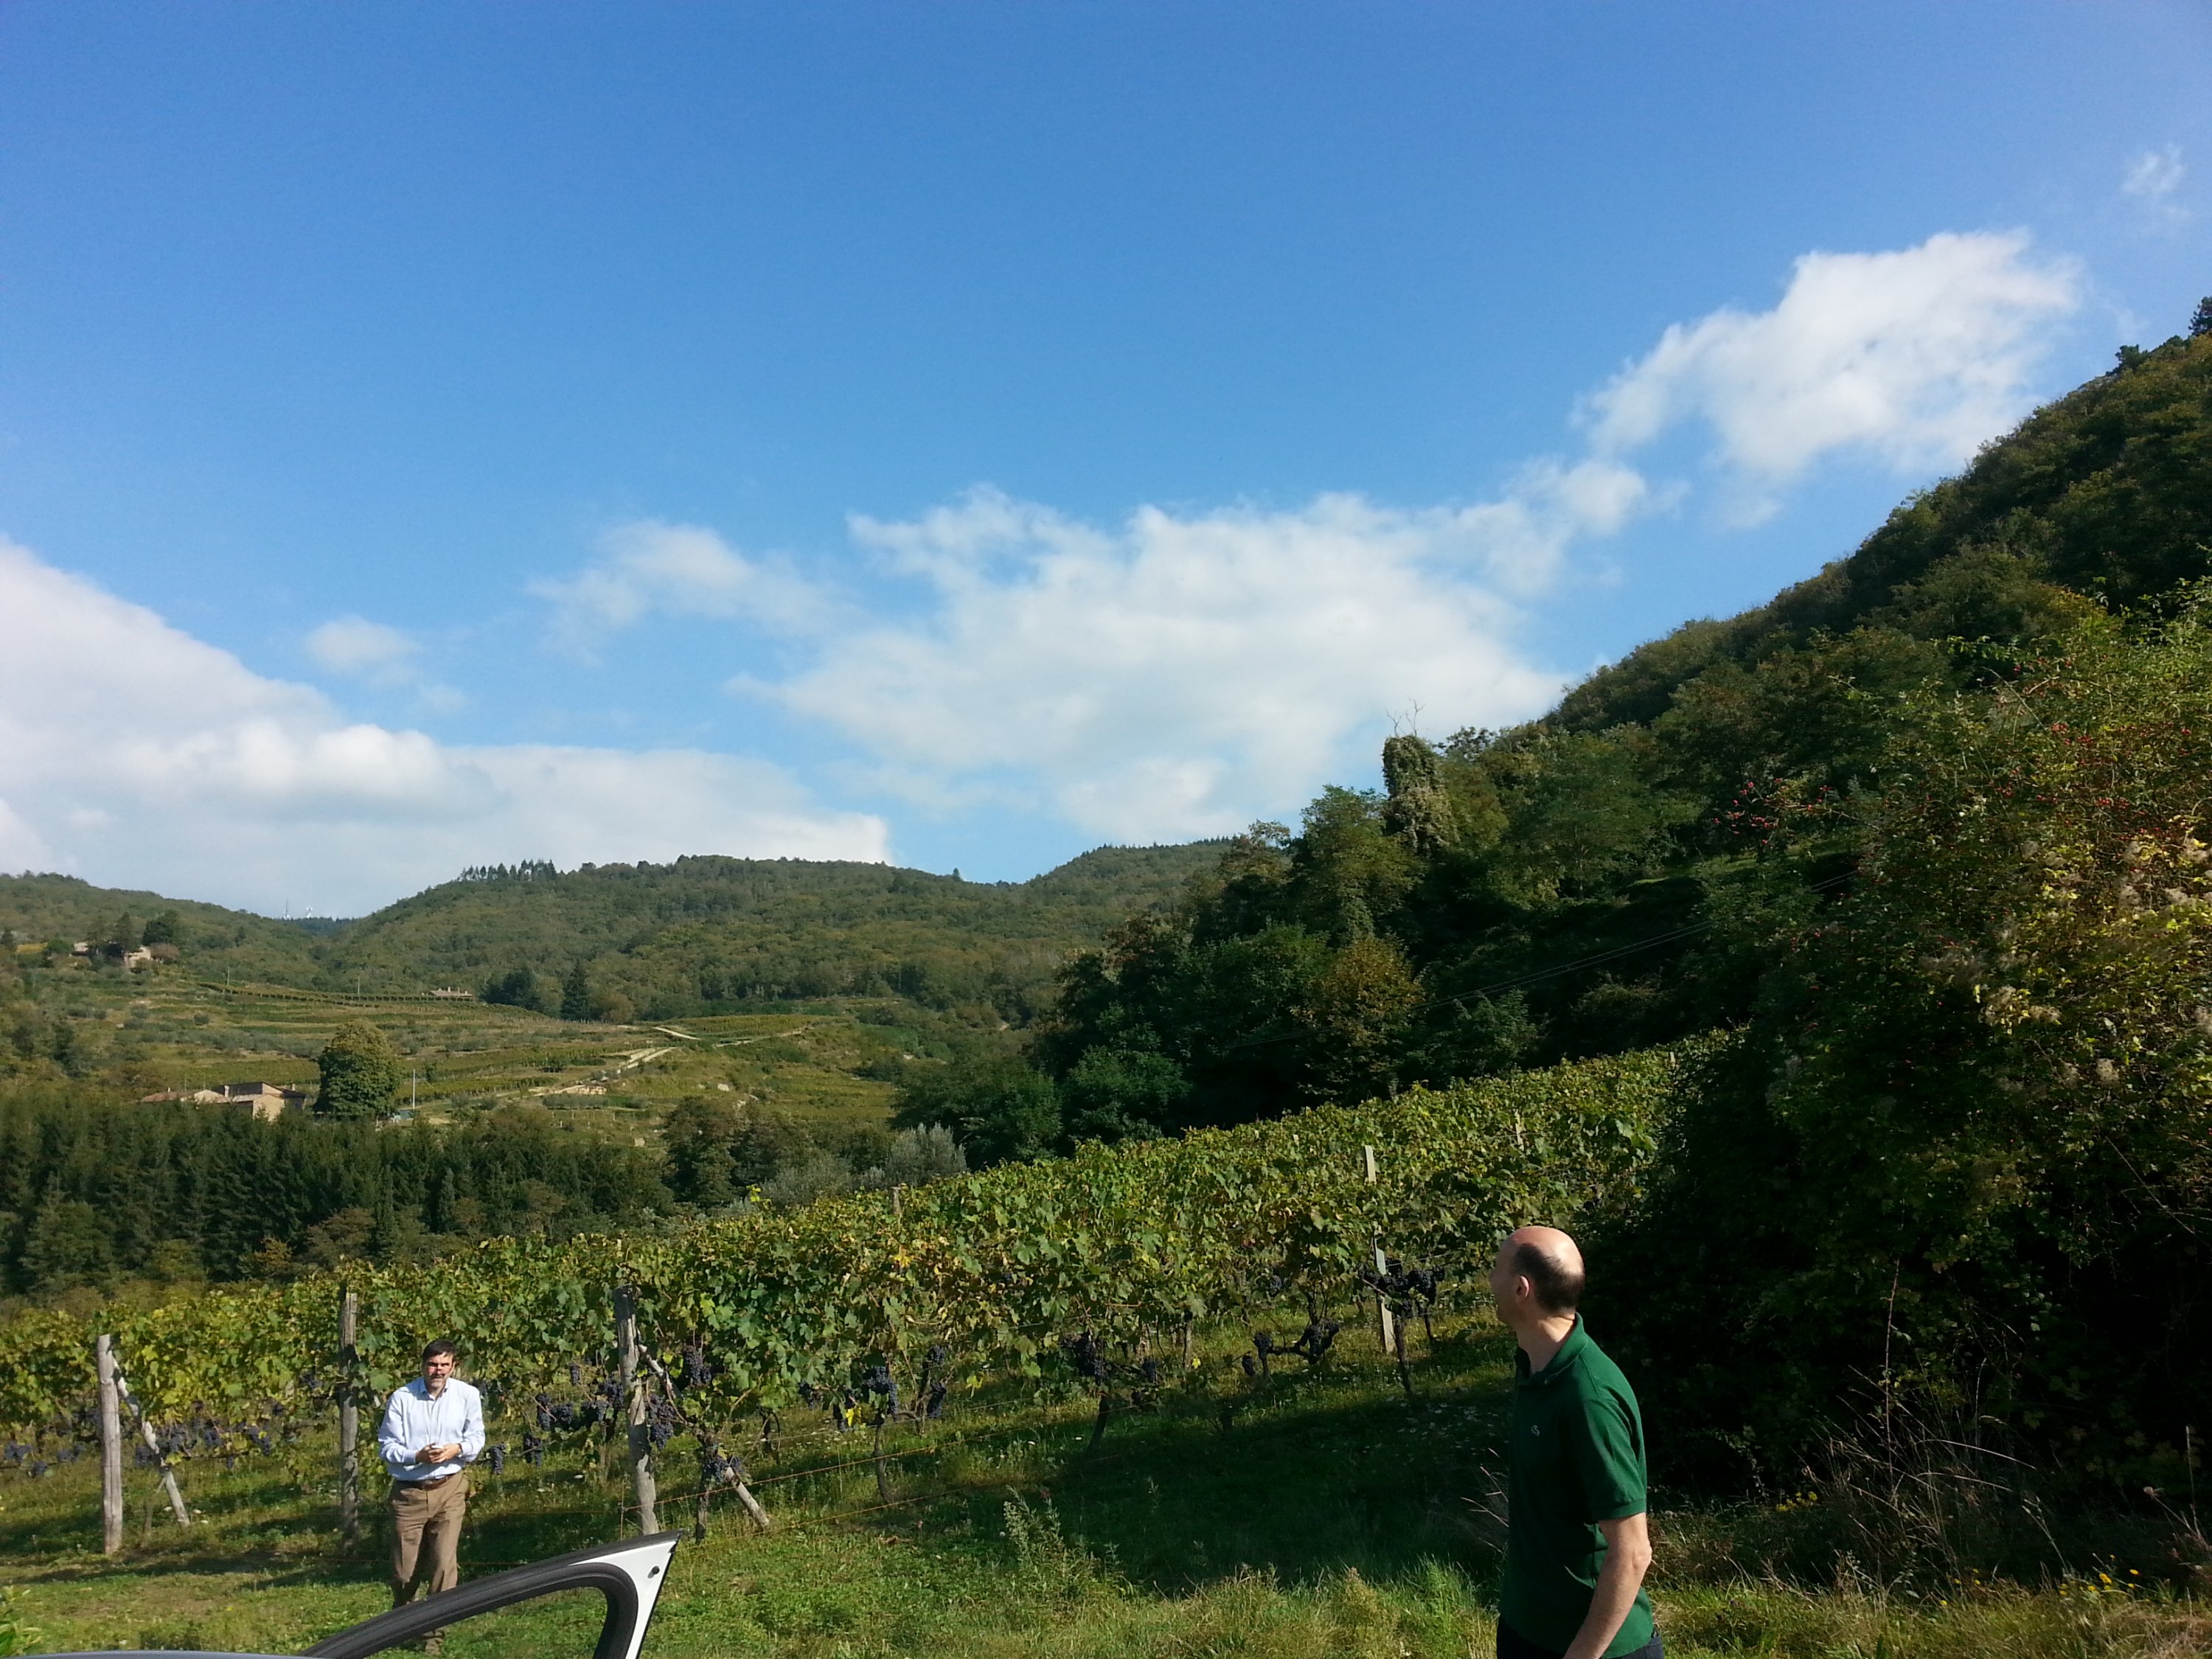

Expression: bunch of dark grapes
xmin=487 ymin=1444 xmax=507 ymax=1475
xmin=860 ymin=1364 xmax=900 ymax=1417
xmin=537 ymin=1392 xmax=591 ymax=1432
xmin=696 ymin=1438 xmax=744 ymax=1487
xmin=522 ymin=1430 xmax=544 ymax=1467
xmin=570 ymin=1363 xmax=584 ymax=1387
xmin=644 ymin=1390 xmax=681 ymax=1451
xmin=917 ymin=1345 xmax=951 ymax=1420
xmin=681 ymin=1342 xmax=715 ymax=1391
xmin=1059 ymin=1332 xmax=1112 ymax=1385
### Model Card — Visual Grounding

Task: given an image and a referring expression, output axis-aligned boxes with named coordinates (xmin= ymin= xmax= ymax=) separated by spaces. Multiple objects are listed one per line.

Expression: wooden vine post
xmin=111 ymin=1363 xmax=189 ymax=1526
xmin=634 ymin=1343 xmax=773 ymax=1537
xmin=1363 ymin=1146 xmax=1398 ymax=1356
xmin=95 ymin=1333 xmax=125 ymax=1554
xmin=614 ymin=1284 xmax=658 ymax=1534
xmin=338 ymin=1287 xmax=362 ymax=1549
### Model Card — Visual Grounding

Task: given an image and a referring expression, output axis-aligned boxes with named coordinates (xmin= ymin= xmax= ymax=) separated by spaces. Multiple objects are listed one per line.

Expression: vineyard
xmin=0 ymin=1045 xmax=1686 ymax=1481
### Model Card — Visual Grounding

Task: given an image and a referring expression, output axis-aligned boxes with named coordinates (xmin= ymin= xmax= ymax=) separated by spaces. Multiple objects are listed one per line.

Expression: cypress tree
xmin=560 ymin=962 xmax=593 ymax=1022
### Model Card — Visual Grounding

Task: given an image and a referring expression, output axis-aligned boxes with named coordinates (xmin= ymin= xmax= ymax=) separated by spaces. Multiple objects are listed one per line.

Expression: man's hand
xmin=1562 ymin=1512 xmax=1653 ymax=1659
xmin=419 ymin=1442 xmax=461 ymax=1465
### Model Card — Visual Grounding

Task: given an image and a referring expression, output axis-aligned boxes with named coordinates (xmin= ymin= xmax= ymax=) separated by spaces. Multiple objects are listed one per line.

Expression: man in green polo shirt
xmin=1487 ymin=1225 xmax=1658 ymax=1659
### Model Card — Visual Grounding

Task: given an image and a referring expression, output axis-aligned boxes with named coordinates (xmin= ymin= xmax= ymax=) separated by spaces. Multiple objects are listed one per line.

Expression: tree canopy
xmin=315 ymin=1020 xmax=401 ymax=1120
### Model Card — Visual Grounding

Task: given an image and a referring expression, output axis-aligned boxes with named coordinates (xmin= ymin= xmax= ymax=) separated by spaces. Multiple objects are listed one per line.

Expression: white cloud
xmin=748 ymin=487 xmax=1578 ymax=841
xmin=0 ymin=538 xmax=888 ymax=914
xmin=2123 ymin=145 xmax=2185 ymax=202
xmin=530 ymin=520 xmax=832 ymax=656
xmin=306 ymin=616 xmax=419 ymax=678
xmin=521 ymin=232 xmax=2079 ymax=847
xmin=2122 ymin=145 xmax=2189 ymax=226
xmin=1584 ymin=231 xmax=2079 ymax=518
xmin=305 ymin=615 xmax=466 ymax=710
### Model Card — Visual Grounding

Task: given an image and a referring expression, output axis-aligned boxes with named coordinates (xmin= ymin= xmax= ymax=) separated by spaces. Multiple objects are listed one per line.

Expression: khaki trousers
xmin=390 ymin=1473 xmax=468 ymax=1604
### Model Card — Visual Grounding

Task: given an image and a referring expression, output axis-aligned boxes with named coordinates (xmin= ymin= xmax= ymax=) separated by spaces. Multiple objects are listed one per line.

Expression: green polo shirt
xmin=1500 ymin=1317 xmax=1655 ymax=1658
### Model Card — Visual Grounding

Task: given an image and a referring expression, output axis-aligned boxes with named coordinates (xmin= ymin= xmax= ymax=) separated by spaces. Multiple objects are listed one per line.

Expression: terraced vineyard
xmin=12 ymin=962 xmax=914 ymax=1141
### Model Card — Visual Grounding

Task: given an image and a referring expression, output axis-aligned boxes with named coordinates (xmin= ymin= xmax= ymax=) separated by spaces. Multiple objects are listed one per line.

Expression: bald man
xmin=1486 ymin=1226 xmax=1658 ymax=1659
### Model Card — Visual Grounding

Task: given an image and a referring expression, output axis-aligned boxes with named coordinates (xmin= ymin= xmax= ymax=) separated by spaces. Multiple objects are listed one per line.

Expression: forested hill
xmin=0 ymin=841 xmax=1225 ymax=1026
xmin=947 ymin=314 xmax=2212 ymax=1155
xmin=1556 ymin=319 xmax=2211 ymax=730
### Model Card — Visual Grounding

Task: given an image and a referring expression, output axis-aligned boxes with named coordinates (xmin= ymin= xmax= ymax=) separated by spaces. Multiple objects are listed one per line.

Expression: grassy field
xmin=1 ymin=1310 xmax=2200 ymax=1659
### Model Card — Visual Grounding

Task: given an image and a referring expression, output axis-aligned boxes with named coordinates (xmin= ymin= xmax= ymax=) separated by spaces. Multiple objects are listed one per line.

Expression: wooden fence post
xmin=96 ymin=1334 xmax=124 ymax=1554
xmin=338 ymin=1287 xmax=361 ymax=1549
xmin=1363 ymin=1146 xmax=1398 ymax=1357
xmin=615 ymin=1286 xmax=658 ymax=1534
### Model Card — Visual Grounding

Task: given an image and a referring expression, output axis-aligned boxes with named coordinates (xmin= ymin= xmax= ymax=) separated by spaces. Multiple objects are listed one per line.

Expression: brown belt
xmin=398 ymin=1470 xmax=462 ymax=1490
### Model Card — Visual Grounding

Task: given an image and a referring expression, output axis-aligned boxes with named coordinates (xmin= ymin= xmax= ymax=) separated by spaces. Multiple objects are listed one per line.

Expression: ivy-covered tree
xmin=316 ymin=1020 xmax=402 ymax=1119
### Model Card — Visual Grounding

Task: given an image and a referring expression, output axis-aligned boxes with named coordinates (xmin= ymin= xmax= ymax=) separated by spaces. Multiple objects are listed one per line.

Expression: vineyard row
xmin=0 ymin=1043 xmax=1695 ymax=1444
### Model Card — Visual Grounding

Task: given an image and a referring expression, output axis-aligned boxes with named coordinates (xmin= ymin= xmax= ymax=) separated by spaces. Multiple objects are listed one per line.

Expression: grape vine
xmin=0 ymin=1046 xmax=1692 ymax=1458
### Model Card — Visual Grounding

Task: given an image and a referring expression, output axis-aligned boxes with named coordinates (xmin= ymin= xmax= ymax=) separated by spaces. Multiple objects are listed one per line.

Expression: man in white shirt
xmin=377 ymin=1338 xmax=484 ymax=1613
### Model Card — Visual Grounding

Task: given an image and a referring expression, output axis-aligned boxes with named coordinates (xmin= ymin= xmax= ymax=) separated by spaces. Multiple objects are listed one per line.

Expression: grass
xmin=1 ymin=1312 xmax=2202 ymax=1658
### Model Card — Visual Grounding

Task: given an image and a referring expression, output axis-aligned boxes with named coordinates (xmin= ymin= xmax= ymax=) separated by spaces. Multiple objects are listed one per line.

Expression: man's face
xmin=423 ymin=1351 xmax=456 ymax=1393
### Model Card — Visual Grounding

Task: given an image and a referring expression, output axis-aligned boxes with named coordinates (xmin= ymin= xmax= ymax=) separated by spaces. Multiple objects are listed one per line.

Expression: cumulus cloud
xmin=747 ymin=487 xmax=1579 ymax=840
xmin=1584 ymin=231 xmax=2079 ymax=518
xmin=519 ymin=232 xmax=2079 ymax=846
xmin=530 ymin=520 xmax=832 ymax=655
xmin=0 ymin=539 xmax=888 ymax=914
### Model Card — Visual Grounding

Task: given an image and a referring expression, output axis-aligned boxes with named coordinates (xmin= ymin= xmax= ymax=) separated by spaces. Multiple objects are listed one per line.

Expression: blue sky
xmin=1 ymin=1 xmax=2208 ymax=914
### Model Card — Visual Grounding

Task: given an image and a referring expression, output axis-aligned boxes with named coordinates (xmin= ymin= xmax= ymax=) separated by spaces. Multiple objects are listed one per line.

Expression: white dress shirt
xmin=378 ymin=1375 xmax=485 ymax=1482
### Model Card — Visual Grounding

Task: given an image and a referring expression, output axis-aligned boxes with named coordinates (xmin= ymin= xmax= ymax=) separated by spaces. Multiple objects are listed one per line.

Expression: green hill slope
xmin=1556 ymin=322 xmax=2212 ymax=731
xmin=0 ymin=841 xmax=1225 ymax=1027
